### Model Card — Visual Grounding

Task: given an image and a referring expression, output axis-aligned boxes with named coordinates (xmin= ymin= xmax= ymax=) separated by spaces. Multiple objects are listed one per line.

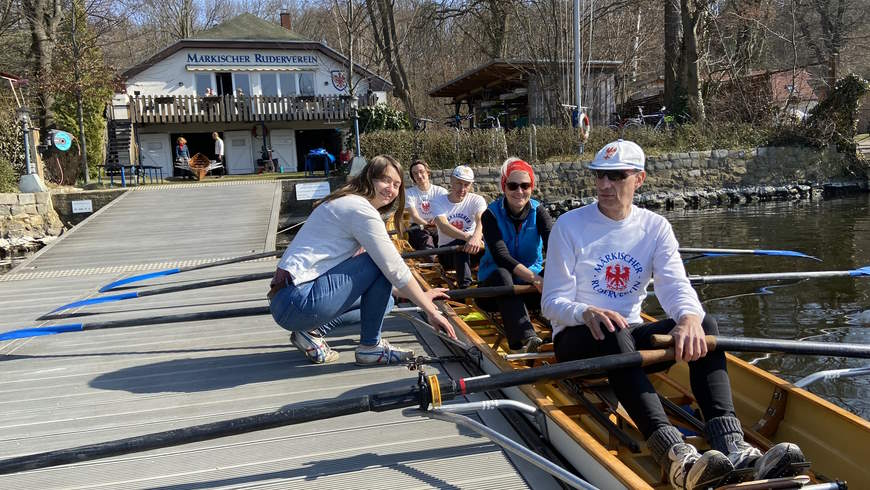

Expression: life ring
xmin=579 ymin=112 xmax=591 ymax=142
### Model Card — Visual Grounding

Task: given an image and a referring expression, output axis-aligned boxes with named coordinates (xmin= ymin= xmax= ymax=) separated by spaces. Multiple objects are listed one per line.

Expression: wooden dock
xmin=0 ymin=181 xmax=558 ymax=489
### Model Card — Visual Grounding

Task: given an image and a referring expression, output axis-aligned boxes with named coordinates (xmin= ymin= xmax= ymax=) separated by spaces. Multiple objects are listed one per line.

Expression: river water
xmin=655 ymin=194 xmax=870 ymax=420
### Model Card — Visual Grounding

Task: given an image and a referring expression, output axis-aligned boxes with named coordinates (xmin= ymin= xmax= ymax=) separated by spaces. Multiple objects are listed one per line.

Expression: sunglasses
xmin=506 ymin=182 xmax=532 ymax=191
xmin=594 ymin=169 xmax=638 ymax=181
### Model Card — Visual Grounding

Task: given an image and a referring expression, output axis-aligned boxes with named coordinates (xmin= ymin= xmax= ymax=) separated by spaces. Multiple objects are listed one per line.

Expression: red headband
xmin=501 ymin=160 xmax=535 ymax=192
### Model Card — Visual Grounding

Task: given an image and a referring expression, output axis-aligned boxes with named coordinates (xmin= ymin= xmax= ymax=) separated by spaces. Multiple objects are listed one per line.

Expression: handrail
xmin=127 ymin=94 xmax=375 ymax=124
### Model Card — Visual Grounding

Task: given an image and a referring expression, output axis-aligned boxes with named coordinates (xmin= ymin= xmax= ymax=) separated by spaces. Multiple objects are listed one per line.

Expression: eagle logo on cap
xmin=603 ymin=145 xmax=618 ymax=159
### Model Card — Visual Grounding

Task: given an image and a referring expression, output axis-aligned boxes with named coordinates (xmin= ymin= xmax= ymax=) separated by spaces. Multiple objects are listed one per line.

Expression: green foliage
xmin=46 ymin=2 xmax=115 ymax=183
xmin=360 ymin=123 xmax=775 ymax=168
xmin=0 ymin=106 xmax=24 ymax=192
xmin=357 ymin=105 xmax=411 ymax=133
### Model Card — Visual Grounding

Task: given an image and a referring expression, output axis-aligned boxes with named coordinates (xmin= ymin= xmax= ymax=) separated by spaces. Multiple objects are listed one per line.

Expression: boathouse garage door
xmin=224 ymin=131 xmax=254 ymax=174
xmin=139 ymin=134 xmax=172 ymax=178
xmin=270 ymin=129 xmax=298 ymax=172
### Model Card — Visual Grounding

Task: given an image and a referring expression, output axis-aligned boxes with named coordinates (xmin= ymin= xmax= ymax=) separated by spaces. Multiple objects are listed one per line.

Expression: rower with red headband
xmin=476 ymin=157 xmax=555 ymax=353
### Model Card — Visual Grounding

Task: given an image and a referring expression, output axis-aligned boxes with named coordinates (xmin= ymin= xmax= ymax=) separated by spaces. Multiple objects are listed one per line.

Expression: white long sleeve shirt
xmin=541 ymin=203 xmax=704 ymax=339
xmin=277 ymin=194 xmax=411 ymax=288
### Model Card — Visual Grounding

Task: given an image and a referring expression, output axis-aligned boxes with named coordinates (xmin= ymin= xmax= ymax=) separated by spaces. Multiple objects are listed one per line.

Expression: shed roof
xmin=429 ymin=59 xmax=622 ymax=99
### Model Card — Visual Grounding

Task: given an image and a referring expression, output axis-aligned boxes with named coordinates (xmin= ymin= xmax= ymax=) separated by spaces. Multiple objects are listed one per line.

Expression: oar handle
xmin=446 ymin=284 xmax=537 ymax=300
xmin=401 ymin=245 xmax=463 ymax=258
xmin=650 ymin=334 xmax=719 ymax=350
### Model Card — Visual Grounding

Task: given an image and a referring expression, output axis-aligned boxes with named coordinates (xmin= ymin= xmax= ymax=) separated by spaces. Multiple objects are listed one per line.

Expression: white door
xmin=225 ymin=131 xmax=254 ymax=174
xmin=138 ymin=133 xmax=172 ymax=177
xmin=270 ymin=129 xmax=298 ymax=172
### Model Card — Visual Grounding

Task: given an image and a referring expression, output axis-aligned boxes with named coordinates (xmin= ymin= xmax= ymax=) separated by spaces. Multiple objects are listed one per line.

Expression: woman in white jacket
xmin=269 ymin=155 xmax=454 ymax=365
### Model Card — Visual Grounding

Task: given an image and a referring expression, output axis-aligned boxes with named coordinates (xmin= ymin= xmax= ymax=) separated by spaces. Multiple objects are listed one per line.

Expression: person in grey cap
xmin=541 ymin=140 xmax=805 ymax=489
xmin=429 ymin=164 xmax=487 ymax=288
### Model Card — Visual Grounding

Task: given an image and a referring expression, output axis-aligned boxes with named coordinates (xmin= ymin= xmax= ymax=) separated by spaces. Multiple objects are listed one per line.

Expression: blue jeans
xmin=269 ymin=253 xmax=395 ymax=345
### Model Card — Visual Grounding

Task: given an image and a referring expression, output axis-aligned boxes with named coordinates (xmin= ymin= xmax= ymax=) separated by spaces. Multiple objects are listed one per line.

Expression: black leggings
xmin=476 ymin=267 xmax=540 ymax=349
xmin=553 ymin=316 xmax=735 ymax=439
xmin=438 ymin=239 xmax=480 ymax=289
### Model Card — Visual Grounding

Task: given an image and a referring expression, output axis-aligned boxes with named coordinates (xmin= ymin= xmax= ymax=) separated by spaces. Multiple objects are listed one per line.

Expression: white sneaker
xmin=753 ymin=442 xmax=806 ymax=479
xmin=668 ymin=443 xmax=734 ymax=490
xmin=355 ymin=339 xmax=414 ymax=365
xmin=290 ymin=331 xmax=340 ymax=364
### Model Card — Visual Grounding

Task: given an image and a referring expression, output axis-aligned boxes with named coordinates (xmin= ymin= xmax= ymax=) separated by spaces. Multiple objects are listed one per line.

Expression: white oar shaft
xmin=689 ymin=270 xmax=852 ymax=284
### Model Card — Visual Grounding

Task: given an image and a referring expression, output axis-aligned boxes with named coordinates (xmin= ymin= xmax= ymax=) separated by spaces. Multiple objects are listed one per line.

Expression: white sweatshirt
xmin=541 ymin=203 xmax=704 ymax=339
xmin=277 ymin=194 xmax=411 ymax=288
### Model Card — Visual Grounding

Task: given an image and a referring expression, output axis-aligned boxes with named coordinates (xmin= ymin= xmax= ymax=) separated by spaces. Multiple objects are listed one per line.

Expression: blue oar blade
xmin=754 ymin=250 xmax=821 ymax=261
xmin=50 ymin=292 xmax=140 ymax=313
xmin=850 ymin=266 xmax=870 ymax=277
xmin=0 ymin=324 xmax=83 ymax=341
xmin=99 ymin=269 xmax=181 ymax=292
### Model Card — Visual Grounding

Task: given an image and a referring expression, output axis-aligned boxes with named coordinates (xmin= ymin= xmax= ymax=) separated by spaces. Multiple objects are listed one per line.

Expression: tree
xmin=20 ymin=0 xmax=63 ymax=127
xmin=664 ymin=0 xmax=708 ymax=123
xmin=366 ymin=0 xmax=416 ymax=120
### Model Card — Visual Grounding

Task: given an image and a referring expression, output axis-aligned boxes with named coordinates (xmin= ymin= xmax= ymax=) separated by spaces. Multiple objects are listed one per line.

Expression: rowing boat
xmin=394 ymin=237 xmax=870 ymax=489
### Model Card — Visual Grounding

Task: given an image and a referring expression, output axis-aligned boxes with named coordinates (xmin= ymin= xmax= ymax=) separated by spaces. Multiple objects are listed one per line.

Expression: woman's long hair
xmin=317 ymin=154 xmax=407 ymax=235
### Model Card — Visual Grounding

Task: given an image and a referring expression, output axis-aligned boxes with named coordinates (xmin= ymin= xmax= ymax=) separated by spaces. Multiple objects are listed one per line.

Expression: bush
xmin=360 ymin=122 xmax=775 ymax=169
xmin=0 ymin=108 xmax=24 ymax=192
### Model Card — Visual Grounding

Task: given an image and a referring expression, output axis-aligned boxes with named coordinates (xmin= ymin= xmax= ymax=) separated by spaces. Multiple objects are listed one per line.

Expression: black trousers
xmin=438 ymin=239 xmax=481 ymax=289
xmin=408 ymin=225 xmax=438 ymax=253
xmin=553 ymin=315 xmax=735 ymax=439
xmin=476 ymin=267 xmax=540 ymax=350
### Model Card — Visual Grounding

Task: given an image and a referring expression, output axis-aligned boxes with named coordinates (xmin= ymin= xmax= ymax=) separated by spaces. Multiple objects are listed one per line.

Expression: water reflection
xmin=659 ymin=194 xmax=870 ymax=419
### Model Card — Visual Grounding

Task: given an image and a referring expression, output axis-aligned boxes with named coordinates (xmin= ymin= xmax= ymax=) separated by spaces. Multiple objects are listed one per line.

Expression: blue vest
xmin=478 ymin=197 xmax=544 ymax=283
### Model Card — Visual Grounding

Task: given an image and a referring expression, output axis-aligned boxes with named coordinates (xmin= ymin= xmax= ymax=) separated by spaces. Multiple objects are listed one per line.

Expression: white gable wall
xmin=125 ymin=47 xmax=381 ymax=99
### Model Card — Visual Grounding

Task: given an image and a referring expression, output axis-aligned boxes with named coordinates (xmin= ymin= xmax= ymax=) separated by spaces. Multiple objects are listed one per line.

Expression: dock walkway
xmin=0 ymin=182 xmax=558 ymax=489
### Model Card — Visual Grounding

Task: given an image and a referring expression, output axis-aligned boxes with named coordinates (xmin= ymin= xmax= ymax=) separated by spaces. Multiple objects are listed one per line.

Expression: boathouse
xmin=107 ymin=13 xmax=391 ymax=176
xmin=428 ymin=59 xmax=621 ymax=128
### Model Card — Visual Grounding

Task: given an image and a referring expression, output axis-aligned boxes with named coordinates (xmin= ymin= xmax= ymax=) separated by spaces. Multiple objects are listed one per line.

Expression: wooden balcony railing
xmin=128 ymin=94 xmax=374 ymax=124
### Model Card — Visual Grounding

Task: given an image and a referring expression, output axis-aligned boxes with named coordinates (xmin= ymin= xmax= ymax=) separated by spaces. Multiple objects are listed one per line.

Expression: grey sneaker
xmin=355 ymin=339 xmax=414 ymax=365
xmin=726 ymin=440 xmax=763 ymax=470
xmin=290 ymin=331 xmax=340 ymax=364
xmin=753 ymin=442 xmax=806 ymax=479
xmin=668 ymin=443 xmax=734 ymax=490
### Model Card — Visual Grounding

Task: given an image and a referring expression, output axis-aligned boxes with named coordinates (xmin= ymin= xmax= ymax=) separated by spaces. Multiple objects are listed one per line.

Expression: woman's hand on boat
xmin=425 ymin=288 xmax=450 ymax=301
xmin=668 ymin=315 xmax=707 ymax=362
xmin=428 ymin=311 xmax=457 ymax=339
xmin=580 ymin=306 xmax=629 ymax=340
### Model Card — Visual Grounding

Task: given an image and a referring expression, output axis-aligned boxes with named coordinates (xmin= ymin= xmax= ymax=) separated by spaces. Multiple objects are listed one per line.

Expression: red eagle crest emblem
xmin=603 ymin=145 xmax=618 ymax=159
xmin=421 ymin=200 xmax=431 ymax=214
xmin=605 ymin=264 xmax=631 ymax=291
xmin=450 ymin=219 xmax=465 ymax=230
xmin=331 ymin=70 xmax=347 ymax=91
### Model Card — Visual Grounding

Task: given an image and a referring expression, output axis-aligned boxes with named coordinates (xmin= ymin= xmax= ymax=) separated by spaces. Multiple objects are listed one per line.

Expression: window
xmin=195 ymin=73 xmax=214 ymax=95
xmin=260 ymin=73 xmax=279 ymax=96
xmin=233 ymin=73 xmax=251 ymax=96
xmin=280 ymin=73 xmax=297 ymax=96
xmin=299 ymin=72 xmax=315 ymax=96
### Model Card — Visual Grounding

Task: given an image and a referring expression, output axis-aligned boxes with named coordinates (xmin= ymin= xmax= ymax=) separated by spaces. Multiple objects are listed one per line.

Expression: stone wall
xmin=428 ymin=145 xmax=867 ymax=208
xmin=51 ymin=189 xmax=127 ymax=228
xmin=0 ymin=192 xmax=64 ymax=257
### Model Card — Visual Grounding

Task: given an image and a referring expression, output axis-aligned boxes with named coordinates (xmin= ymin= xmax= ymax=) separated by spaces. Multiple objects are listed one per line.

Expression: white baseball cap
xmin=452 ymin=165 xmax=475 ymax=183
xmin=588 ymin=139 xmax=645 ymax=171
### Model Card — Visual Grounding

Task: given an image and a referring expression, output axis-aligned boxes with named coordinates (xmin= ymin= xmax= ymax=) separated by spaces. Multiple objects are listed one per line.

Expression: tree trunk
xmin=21 ymin=0 xmax=63 ymax=128
xmin=366 ymin=0 xmax=415 ymax=120
xmin=663 ymin=0 xmax=682 ymax=114
xmin=680 ymin=0 xmax=705 ymax=123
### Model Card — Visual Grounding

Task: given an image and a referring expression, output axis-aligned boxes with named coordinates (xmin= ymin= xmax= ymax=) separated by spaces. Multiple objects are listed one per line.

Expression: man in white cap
xmin=430 ymin=165 xmax=487 ymax=288
xmin=541 ymin=140 xmax=804 ymax=489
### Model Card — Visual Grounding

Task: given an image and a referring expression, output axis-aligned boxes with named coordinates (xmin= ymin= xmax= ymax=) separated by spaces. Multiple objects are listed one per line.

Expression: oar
xmin=650 ymin=334 xmax=870 ymax=359
xmin=0 ymin=307 xmax=272 ymax=342
xmin=98 ymin=246 xmax=463 ymax=293
xmin=678 ymin=247 xmax=820 ymax=261
xmin=686 ymin=266 xmax=870 ymax=285
xmin=0 ymin=347 xmax=674 ymax=475
xmin=98 ymin=251 xmax=281 ymax=292
xmin=50 ymin=272 xmax=274 ymax=313
xmin=6 ymin=285 xmax=531 ymax=341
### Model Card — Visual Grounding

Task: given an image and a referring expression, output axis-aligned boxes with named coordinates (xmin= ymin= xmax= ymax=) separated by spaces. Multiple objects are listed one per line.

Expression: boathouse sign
xmin=186 ymin=53 xmax=318 ymax=66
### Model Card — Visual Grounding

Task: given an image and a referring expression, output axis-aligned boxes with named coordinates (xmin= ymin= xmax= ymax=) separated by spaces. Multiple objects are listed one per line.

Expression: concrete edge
xmin=265 ymin=182 xmax=282 ymax=252
xmin=8 ymin=189 xmax=133 ymax=275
